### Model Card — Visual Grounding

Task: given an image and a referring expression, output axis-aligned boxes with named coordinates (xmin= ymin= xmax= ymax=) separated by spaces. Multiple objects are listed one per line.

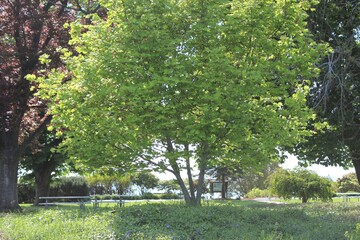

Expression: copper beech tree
xmin=0 ymin=0 xmax=102 ymax=212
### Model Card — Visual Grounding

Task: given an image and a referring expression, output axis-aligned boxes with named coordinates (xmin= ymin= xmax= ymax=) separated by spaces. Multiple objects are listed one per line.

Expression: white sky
xmin=155 ymin=154 xmax=355 ymax=181
xmin=281 ymin=154 xmax=354 ymax=181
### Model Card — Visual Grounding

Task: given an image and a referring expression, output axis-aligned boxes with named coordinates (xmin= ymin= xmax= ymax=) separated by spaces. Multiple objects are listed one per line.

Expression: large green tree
xmin=40 ymin=0 xmax=327 ymax=205
xmin=292 ymin=0 xmax=360 ymax=182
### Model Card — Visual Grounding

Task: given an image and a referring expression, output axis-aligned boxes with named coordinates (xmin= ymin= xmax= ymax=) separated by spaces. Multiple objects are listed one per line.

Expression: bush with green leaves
xmin=246 ymin=188 xmax=272 ymax=198
xmin=50 ymin=176 xmax=89 ymax=197
xmin=268 ymin=168 xmax=334 ymax=203
xmin=337 ymin=173 xmax=360 ymax=193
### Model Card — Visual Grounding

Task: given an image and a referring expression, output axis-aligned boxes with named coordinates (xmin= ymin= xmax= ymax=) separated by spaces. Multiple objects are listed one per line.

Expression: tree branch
xmin=19 ymin=114 xmax=52 ymax=155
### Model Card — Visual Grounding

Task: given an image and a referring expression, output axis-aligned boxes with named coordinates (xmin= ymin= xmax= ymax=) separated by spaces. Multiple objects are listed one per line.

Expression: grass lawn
xmin=1 ymin=200 xmax=360 ymax=239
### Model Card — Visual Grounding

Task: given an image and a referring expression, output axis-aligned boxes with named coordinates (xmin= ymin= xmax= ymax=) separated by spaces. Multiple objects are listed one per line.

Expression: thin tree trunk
xmin=166 ymin=137 xmax=196 ymax=205
xmin=221 ymin=173 xmax=226 ymax=199
xmin=195 ymin=164 xmax=206 ymax=205
xmin=172 ymin=169 xmax=193 ymax=204
xmin=193 ymin=142 xmax=210 ymax=205
xmin=185 ymin=144 xmax=196 ymax=200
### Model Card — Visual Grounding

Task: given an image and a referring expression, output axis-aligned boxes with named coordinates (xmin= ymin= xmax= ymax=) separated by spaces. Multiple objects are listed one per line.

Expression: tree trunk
xmin=185 ymin=144 xmax=196 ymax=200
xmin=221 ymin=173 xmax=226 ymax=199
xmin=194 ymin=165 xmax=206 ymax=206
xmin=171 ymin=161 xmax=202 ymax=206
xmin=172 ymin=170 xmax=194 ymax=205
xmin=34 ymin=170 xmax=52 ymax=205
xmin=349 ymin=148 xmax=360 ymax=185
xmin=194 ymin=142 xmax=210 ymax=205
xmin=301 ymin=196 xmax=308 ymax=203
xmin=0 ymin=132 xmax=21 ymax=212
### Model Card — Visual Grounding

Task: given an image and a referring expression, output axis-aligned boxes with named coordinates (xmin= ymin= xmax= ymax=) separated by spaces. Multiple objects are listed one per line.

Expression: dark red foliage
xmin=0 ymin=0 xmax=102 ymax=211
xmin=0 ymin=0 xmax=74 ymax=140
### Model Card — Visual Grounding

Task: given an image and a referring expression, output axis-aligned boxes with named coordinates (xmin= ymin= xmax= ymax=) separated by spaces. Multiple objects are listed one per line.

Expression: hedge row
xmin=18 ymin=177 xmax=182 ymax=203
xmin=18 ymin=176 xmax=90 ymax=203
xmin=93 ymin=193 xmax=181 ymax=200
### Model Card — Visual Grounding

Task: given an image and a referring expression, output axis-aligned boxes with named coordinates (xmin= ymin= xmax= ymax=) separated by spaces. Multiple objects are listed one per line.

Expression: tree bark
xmin=195 ymin=164 xmax=206 ymax=206
xmin=349 ymin=147 xmax=360 ymax=185
xmin=193 ymin=142 xmax=209 ymax=206
xmin=185 ymin=144 xmax=196 ymax=200
xmin=0 ymin=131 xmax=21 ymax=212
xmin=34 ymin=169 xmax=52 ymax=205
xmin=221 ymin=173 xmax=226 ymax=199
xmin=301 ymin=196 xmax=308 ymax=203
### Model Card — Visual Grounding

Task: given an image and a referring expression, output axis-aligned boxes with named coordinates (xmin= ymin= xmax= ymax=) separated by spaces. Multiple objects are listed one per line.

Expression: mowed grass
xmin=1 ymin=200 xmax=360 ymax=239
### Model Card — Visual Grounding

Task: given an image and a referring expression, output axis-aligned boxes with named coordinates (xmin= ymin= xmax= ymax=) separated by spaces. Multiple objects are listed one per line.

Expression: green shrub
xmin=246 ymin=188 xmax=271 ymax=198
xmin=142 ymin=192 xmax=160 ymax=199
xmin=159 ymin=193 xmax=181 ymax=199
xmin=268 ymin=168 xmax=334 ymax=203
xmin=122 ymin=195 xmax=142 ymax=200
xmin=345 ymin=222 xmax=360 ymax=240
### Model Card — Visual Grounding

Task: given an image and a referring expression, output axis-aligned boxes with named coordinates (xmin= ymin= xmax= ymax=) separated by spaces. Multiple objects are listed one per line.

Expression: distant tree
xmin=158 ymin=179 xmax=181 ymax=194
xmin=132 ymin=171 xmax=159 ymax=195
xmin=229 ymin=162 xmax=280 ymax=196
xmin=337 ymin=173 xmax=360 ymax=193
xmin=86 ymin=174 xmax=103 ymax=195
xmin=86 ymin=169 xmax=132 ymax=195
xmin=21 ymin=130 xmax=67 ymax=205
xmin=113 ymin=175 xmax=132 ymax=195
xmin=269 ymin=168 xmax=334 ymax=203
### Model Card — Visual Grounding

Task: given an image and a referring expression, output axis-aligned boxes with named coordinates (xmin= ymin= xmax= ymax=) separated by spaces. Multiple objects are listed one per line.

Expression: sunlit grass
xmin=1 ymin=200 xmax=360 ymax=239
xmin=0 ymin=206 xmax=116 ymax=240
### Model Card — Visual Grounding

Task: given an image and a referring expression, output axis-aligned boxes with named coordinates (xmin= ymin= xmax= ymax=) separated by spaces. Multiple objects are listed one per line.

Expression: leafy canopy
xmin=291 ymin=0 xmax=360 ymax=173
xmin=38 ymin=0 xmax=327 ymax=203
